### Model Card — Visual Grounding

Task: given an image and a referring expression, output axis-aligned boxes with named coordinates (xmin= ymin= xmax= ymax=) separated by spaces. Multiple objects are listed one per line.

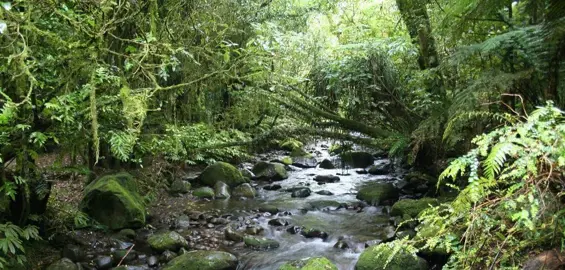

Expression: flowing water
xmin=194 ymin=143 xmax=400 ymax=270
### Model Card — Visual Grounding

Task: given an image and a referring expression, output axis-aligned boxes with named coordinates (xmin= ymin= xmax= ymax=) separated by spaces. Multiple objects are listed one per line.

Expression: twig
xmin=117 ymin=244 xmax=135 ymax=266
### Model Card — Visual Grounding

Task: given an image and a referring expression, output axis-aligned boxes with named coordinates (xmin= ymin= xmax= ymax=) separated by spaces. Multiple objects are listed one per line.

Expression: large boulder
xmin=162 ymin=250 xmax=238 ymax=270
xmin=292 ymin=156 xmax=318 ymax=168
xmin=252 ymin=162 xmax=288 ymax=181
xmin=232 ymin=183 xmax=256 ymax=198
xmin=356 ymin=183 xmax=399 ymax=205
xmin=368 ymin=163 xmax=392 ymax=175
xmin=341 ymin=152 xmax=374 ymax=168
xmin=46 ymin=258 xmax=79 ymax=270
xmin=291 ymin=188 xmax=311 ymax=198
xmin=355 ymin=243 xmax=428 ymax=270
xmin=148 ymin=231 xmax=189 ymax=252
xmin=200 ymin=162 xmax=247 ymax=188
xmin=318 ymin=159 xmax=335 ymax=169
xmin=279 ymin=257 xmax=338 ymax=270
xmin=313 ymin=175 xmax=340 ymax=184
xmin=80 ymin=173 xmax=145 ymax=230
xmin=390 ymin=198 xmax=439 ymax=218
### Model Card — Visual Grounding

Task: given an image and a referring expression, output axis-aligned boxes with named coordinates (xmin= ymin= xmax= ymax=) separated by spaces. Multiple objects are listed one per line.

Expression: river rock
xmin=252 ymin=162 xmax=288 ymax=181
xmin=279 ymin=257 xmax=337 ymax=270
xmin=162 ymin=250 xmax=238 ymax=270
xmin=268 ymin=218 xmax=289 ymax=226
xmin=112 ymin=249 xmax=137 ymax=264
xmin=291 ymin=188 xmax=311 ymax=198
xmin=368 ymin=163 xmax=392 ymax=175
xmin=175 ymin=215 xmax=191 ymax=229
xmin=46 ymin=258 xmax=79 ymax=270
xmin=301 ymin=227 xmax=328 ymax=239
xmin=148 ymin=231 xmax=189 ymax=252
xmin=318 ymin=159 xmax=335 ymax=169
xmin=259 ymin=205 xmax=279 ymax=214
xmin=356 ymin=183 xmax=399 ymax=205
xmin=286 ymin=226 xmax=302 ymax=234
xmin=240 ymin=168 xmax=255 ymax=180
xmin=245 ymin=225 xmax=264 ymax=235
xmin=224 ymin=226 xmax=244 ymax=242
xmin=341 ymin=152 xmax=374 ymax=168
xmin=62 ymin=244 xmax=85 ymax=262
xmin=264 ymin=184 xmax=282 ymax=191
xmin=307 ymin=200 xmax=341 ymax=211
xmin=292 ymin=156 xmax=318 ymax=168
xmin=355 ymin=169 xmax=368 ymax=174
xmin=160 ymin=250 xmax=178 ymax=262
xmin=148 ymin=256 xmax=159 ymax=267
xmin=355 ymin=243 xmax=428 ymax=270
xmin=244 ymin=236 xmax=280 ymax=250
xmin=193 ymin=187 xmax=215 ymax=199
xmin=316 ymin=190 xmax=334 ymax=196
xmin=94 ymin=255 xmax=113 ymax=270
xmin=169 ymin=179 xmax=191 ymax=195
xmin=232 ymin=183 xmax=256 ymax=198
xmin=80 ymin=173 xmax=146 ymax=230
xmin=200 ymin=162 xmax=247 ymax=188
xmin=214 ymin=181 xmax=231 ymax=199
xmin=390 ymin=198 xmax=439 ymax=218
xmin=313 ymin=175 xmax=340 ymax=184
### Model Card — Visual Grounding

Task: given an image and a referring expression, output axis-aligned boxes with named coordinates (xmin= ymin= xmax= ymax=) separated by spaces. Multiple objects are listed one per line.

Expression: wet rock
xmin=94 ymin=255 xmax=113 ymax=270
xmin=162 ymin=250 xmax=238 ymax=270
xmin=264 ymin=184 xmax=282 ymax=191
xmin=356 ymin=183 xmax=399 ymax=205
xmin=259 ymin=205 xmax=279 ymax=214
xmin=301 ymin=228 xmax=328 ymax=240
xmin=80 ymin=173 xmax=146 ymax=230
xmin=307 ymin=200 xmax=341 ymax=211
xmin=523 ymin=250 xmax=565 ymax=270
xmin=364 ymin=239 xmax=382 ymax=247
xmin=193 ymin=187 xmax=215 ymax=199
xmin=245 ymin=225 xmax=264 ymax=235
xmin=213 ymin=181 xmax=231 ymax=199
xmin=240 ymin=168 xmax=255 ymax=180
xmin=318 ymin=159 xmax=335 ymax=169
xmin=355 ymin=243 xmax=428 ymax=270
xmin=175 ymin=215 xmax=191 ymax=229
xmin=291 ymin=188 xmax=311 ymax=198
xmin=279 ymin=257 xmax=338 ymax=270
xmin=355 ymin=169 xmax=368 ymax=174
xmin=46 ymin=258 xmax=79 ymax=270
xmin=382 ymin=226 xmax=397 ymax=241
xmin=368 ymin=163 xmax=392 ymax=175
xmin=280 ymin=157 xmax=293 ymax=165
xmin=210 ymin=218 xmax=228 ymax=225
xmin=147 ymin=255 xmax=159 ymax=267
xmin=316 ymin=190 xmax=334 ymax=196
xmin=169 ymin=179 xmax=191 ymax=195
xmin=199 ymin=162 xmax=247 ymax=187
xmin=390 ymin=198 xmax=439 ymax=218
xmin=268 ymin=218 xmax=289 ymax=226
xmin=148 ymin=231 xmax=189 ymax=252
xmin=313 ymin=175 xmax=340 ymax=184
xmin=117 ymin=229 xmax=136 ymax=240
xmin=252 ymin=162 xmax=288 ymax=181
xmin=340 ymin=152 xmax=374 ymax=168
xmin=292 ymin=156 xmax=318 ymax=168
xmin=160 ymin=250 xmax=178 ymax=263
xmin=232 ymin=183 xmax=256 ymax=198
xmin=333 ymin=236 xmax=355 ymax=250
xmin=244 ymin=236 xmax=280 ymax=250
xmin=224 ymin=226 xmax=244 ymax=242
xmin=62 ymin=244 xmax=85 ymax=262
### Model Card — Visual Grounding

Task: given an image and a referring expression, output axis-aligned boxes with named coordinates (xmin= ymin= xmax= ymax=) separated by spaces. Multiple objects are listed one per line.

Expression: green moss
xmin=148 ymin=231 xmax=188 ymax=252
xmin=244 ymin=236 xmax=280 ymax=250
xmin=356 ymin=183 xmax=398 ymax=205
xmin=355 ymin=243 xmax=428 ymax=270
xmin=252 ymin=162 xmax=288 ymax=181
xmin=281 ymin=157 xmax=293 ymax=165
xmin=80 ymin=173 xmax=146 ymax=230
xmin=162 ymin=251 xmax=238 ymax=270
xmin=290 ymin=148 xmax=312 ymax=158
xmin=390 ymin=198 xmax=439 ymax=217
xmin=279 ymin=257 xmax=337 ymax=270
xmin=193 ymin=187 xmax=215 ymax=199
xmin=199 ymin=162 xmax=246 ymax=188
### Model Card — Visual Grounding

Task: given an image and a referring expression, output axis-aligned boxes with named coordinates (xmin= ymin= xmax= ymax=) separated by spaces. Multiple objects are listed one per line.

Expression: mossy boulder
xmin=252 ymin=162 xmax=288 ymax=181
xmin=279 ymin=257 xmax=338 ymax=270
xmin=244 ymin=236 xmax=280 ymax=250
xmin=355 ymin=243 xmax=428 ymax=270
xmin=162 ymin=250 xmax=238 ymax=270
xmin=46 ymin=258 xmax=79 ymax=270
xmin=80 ymin=173 xmax=145 ymax=230
xmin=341 ymin=152 xmax=375 ymax=168
xmin=148 ymin=231 xmax=188 ymax=252
xmin=390 ymin=198 xmax=439 ymax=218
xmin=356 ymin=183 xmax=399 ymax=205
xmin=200 ymin=162 xmax=247 ymax=188
xmin=193 ymin=187 xmax=215 ymax=199
xmin=170 ymin=179 xmax=191 ymax=195
xmin=232 ymin=183 xmax=256 ymax=198
xmin=281 ymin=157 xmax=293 ymax=165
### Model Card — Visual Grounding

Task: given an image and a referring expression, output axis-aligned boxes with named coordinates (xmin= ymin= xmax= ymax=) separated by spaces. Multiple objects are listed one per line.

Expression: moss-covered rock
xmin=80 ymin=173 xmax=146 ymax=230
xmin=214 ymin=181 xmax=230 ymax=199
xmin=193 ymin=187 xmax=215 ymax=199
xmin=390 ymin=198 xmax=439 ymax=218
xmin=355 ymin=243 xmax=428 ymax=270
xmin=148 ymin=231 xmax=188 ymax=252
xmin=318 ymin=159 xmax=335 ymax=169
xmin=200 ymin=162 xmax=247 ymax=188
xmin=356 ymin=183 xmax=399 ymax=205
xmin=279 ymin=257 xmax=338 ymax=270
xmin=281 ymin=157 xmax=293 ymax=165
xmin=232 ymin=183 xmax=256 ymax=198
xmin=162 ymin=250 xmax=238 ymax=270
xmin=170 ymin=179 xmax=191 ymax=195
xmin=341 ymin=152 xmax=374 ymax=168
xmin=244 ymin=236 xmax=280 ymax=250
xmin=46 ymin=258 xmax=79 ymax=270
xmin=252 ymin=162 xmax=288 ymax=181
